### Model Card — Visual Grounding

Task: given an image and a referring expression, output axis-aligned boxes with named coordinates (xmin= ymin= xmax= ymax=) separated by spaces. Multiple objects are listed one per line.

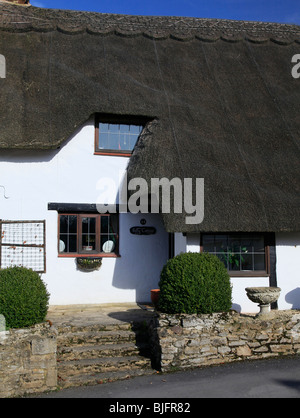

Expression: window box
xmin=76 ymin=257 xmax=102 ymax=271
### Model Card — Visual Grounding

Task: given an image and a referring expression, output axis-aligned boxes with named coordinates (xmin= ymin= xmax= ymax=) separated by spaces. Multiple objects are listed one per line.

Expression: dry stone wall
xmin=149 ymin=310 xmax=300 ymax=372
xmin=1 ymin=310 xmax=300 ymax=397
xmin=0 ymin=323 xmax=57 ymax=398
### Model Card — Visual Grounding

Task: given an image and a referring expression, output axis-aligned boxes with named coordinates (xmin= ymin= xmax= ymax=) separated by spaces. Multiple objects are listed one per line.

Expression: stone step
xmin=57 ymin=329 xmax=137 ymax=346
xmin=55 ymin=319 xmax=155 ymax=389
xmin=57 ymin=342 xmax=143 ymax=361
xmin=57 ymin=355 xmax=152 ymax=380
xmin=58 ymin=367 xmax=156 ymax=389
xmin=55 ymin=322 xmax=132 ymax=334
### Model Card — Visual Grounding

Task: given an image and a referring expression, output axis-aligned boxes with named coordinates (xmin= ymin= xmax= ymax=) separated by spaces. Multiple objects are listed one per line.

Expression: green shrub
xmin=158 ymin=252 xmax=232 ymax=314
xmin=0 ymin=266 xmax=50 ymax=329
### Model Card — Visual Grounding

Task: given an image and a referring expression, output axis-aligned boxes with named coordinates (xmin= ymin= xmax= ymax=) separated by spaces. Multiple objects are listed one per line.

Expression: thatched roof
xmin=1 ymin=3 xmax=300 ymax=232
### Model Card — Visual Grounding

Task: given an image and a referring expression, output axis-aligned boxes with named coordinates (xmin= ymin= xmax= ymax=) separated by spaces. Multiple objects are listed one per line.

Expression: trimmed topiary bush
xmin=0 ymin=266 xmax=50 ymax=329
xmin=158 ymin=252 xmax=232 ymax=314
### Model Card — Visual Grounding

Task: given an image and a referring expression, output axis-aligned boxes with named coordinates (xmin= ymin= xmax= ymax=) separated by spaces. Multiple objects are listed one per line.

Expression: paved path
xmin=47 ymin=303 xmax=155 ymax=327
xmin=34 ymin=355 xmax=300 ymax=398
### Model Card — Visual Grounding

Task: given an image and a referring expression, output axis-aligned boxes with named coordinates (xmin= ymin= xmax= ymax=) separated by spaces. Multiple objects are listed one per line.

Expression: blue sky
xmin=30 ymin=0 xmax=300 ymax=25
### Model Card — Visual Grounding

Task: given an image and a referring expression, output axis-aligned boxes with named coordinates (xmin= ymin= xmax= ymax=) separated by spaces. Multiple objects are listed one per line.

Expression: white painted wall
xmin=276 ymin=232 xmax=300 ymax=310
xmin=230 ymin=277 xmax=269 ymax=314
xmin=186 ymin=233 xmax=200 ymax=253
xmin=174 ymin=232 xmax=186 ymax=256
xmin=0 ymin=118 xmax=169 ymax=305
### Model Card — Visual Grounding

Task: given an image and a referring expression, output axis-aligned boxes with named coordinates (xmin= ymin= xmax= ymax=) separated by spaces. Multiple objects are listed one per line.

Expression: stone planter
xmin=245 ymin=287 xmax=281 ymax=316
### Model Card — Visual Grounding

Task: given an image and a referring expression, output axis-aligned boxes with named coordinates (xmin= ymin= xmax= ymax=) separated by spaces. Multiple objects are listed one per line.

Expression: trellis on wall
xmin=0 ymin=220 xmax=46 ymax=273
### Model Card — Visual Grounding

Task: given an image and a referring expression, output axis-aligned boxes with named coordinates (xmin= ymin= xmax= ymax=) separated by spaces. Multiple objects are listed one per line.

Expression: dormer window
xmin=94 ymin=115 xmax=147 ymax=156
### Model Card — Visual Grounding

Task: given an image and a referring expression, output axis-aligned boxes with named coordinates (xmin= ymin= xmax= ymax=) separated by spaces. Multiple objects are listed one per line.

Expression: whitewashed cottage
xmin=0 ymin=1 xmax=299 ymax=312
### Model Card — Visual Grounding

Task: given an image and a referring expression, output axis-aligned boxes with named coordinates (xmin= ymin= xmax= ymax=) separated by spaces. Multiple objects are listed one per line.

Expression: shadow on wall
xmin=0 ymin=122 xmax=88 ymax=165
xmin=285 ymin=288 xmax=300 ymax=309
xmin=232 ymin=303 xmax=242 ymax=313
xmin=111 ymin=213 xmax=169 ymax=302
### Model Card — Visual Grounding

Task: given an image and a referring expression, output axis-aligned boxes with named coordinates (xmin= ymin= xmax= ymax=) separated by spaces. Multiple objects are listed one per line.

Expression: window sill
xmin=58 ymin=253 xmax=120 ymax=258
xmin=94 ymin=151 xmax=132 ymax=157
xmin=229 ymin=272 xmax=269 ymax=278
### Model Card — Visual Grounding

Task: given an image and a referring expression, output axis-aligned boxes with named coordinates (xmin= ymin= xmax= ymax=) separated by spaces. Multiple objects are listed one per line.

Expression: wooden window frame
xmin=79 ymin=214 xmax=100 ymax=254
xmin=200 ymin=232 xmax=271 ymax=277
xmin=58 ymin=213 xmax=119 ymax=258
xmin=94 ymin=114 xmax=149 ymax=157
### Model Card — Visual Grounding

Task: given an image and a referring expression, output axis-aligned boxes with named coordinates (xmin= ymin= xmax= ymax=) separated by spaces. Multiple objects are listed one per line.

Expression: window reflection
xmin=98 ymin=123 xmax=143 ymax=152
xmin=202 ymin=233 xmax=266 ymax=272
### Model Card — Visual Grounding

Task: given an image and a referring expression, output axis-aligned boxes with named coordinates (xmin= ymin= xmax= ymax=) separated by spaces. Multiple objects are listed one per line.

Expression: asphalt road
xmin=34 ymin=355 xmax=300 ymax=399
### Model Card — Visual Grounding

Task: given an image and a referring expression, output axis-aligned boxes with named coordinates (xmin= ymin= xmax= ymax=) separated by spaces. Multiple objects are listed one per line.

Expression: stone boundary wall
xmin=1 ymin=311 xmax=300 ymax=396
xmin=149 ymin=310 xmax=300 ymax=372
xmin=0 ymin=323 xmax=57 ymax=398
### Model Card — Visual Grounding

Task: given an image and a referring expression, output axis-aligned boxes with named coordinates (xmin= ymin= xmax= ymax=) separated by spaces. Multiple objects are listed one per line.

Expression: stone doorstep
xmin=47 ymin=303 xmax=154 ymax=327
xmin=48 ymin=303 xmax=142 ymax=311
